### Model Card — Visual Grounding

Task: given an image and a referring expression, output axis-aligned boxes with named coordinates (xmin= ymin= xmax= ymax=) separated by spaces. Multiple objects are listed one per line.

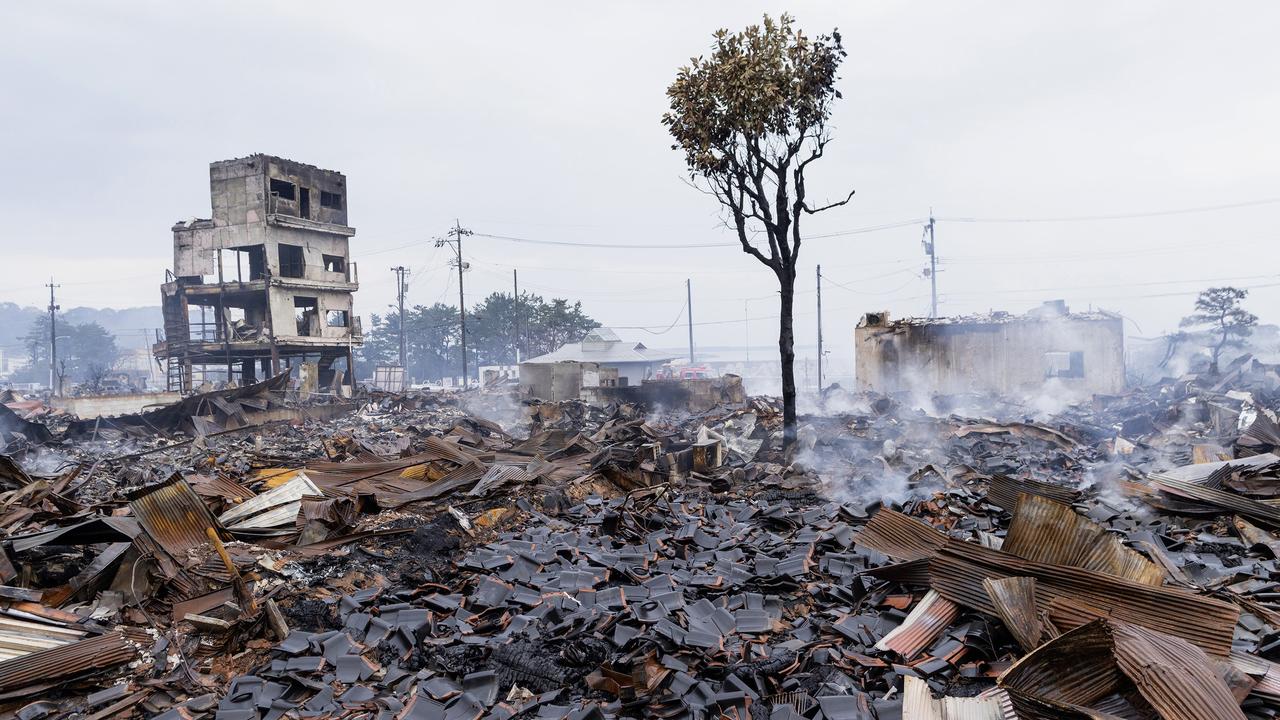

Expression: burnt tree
xmin=1181 ymin=286 xmax=1258 ymax=374
xmin=664 ymin=14 xmax=851 ymax=449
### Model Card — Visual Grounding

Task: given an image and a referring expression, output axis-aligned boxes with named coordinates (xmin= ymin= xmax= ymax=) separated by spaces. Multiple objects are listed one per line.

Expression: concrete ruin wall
xmin=855 ymin=315 xmax=1125 ymax=397
xmin=519 ymin=362 xmax=600 ymax=401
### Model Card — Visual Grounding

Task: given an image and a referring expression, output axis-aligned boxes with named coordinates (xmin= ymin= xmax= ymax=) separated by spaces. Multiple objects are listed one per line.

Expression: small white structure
xmin=519 ymin=327 xmax=679 ymax=400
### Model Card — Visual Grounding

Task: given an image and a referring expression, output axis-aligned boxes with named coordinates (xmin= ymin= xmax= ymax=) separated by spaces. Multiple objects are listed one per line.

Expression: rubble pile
xmin=0 ymin=358 xmax=1278 ymax=719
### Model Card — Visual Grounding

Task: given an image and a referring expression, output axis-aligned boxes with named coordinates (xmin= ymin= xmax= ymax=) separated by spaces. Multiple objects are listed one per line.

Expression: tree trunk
xmin=1211 ymin=327 xmax=1227 ymax=375
xmin=778 ymin=274 xmax=798 ymax=451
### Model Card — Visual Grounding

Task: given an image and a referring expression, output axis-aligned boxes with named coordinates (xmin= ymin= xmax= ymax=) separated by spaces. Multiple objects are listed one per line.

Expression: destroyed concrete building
xmin=152 ymin=155 xmax=361 ymax=392
xmin=519 ymin=327 xmax=678 ymax=401
xmin=855 ymin=300 xmax=1124 ymax=397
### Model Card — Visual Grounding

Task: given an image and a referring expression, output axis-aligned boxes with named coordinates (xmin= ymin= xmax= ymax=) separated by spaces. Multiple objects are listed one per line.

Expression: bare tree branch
xmin=802 ymin=188 xmax=856 ymax=214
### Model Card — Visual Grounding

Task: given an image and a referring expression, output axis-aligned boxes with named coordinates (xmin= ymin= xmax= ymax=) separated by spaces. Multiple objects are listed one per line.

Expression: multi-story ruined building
xmin=153 ymin=155 xmax=361 ymax=392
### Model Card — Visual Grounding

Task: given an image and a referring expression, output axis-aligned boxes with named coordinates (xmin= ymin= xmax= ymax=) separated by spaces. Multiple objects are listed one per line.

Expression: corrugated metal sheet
xmin=875 ymin=590 xmax=960 ymax=659
xmin=903 ymin=675 xmax=1013 ymax=720
xmin=1239 ymin=417 xmax=1280 ymax=454
xmin=302 ymin=444 xmax=488 ymax=498
xmin=378 ymin=460 xmax=489 ymax=508
xmin=469 ymin=464 xmax=535 ymax=497
xmin=188 ymin=474 xmax=256 ymax=501
xmin=982 ymin=577 xmax=1044 ymax=652
xmin=853 ymin=509 xmax=949 ymax=562
xmin=1150 ymin=452 xmax=1278 ymax=483
xmin=1002 ymin=494 xmax=1165 ymax=586
xmin=0 ymin=628 xmax=150 ymax=692
xmin=863 ymin=558 xmax=933 ymax=586
xmin=857 ymin=509 xmax=1239 ymax=658
xmin=0 ymin=616 xmax=86 ymax=662
xmin=127 ymin=474 xmax=221 ymax=556
xmin=1113 ymin=622 xmax=1245 ymax=719
xmin=1230 ymin=650 xmax=1280 ymax=701
xmin=218 ymin=473 xmax=321 ymax=529
xmin=929 ymin=543 xmax=1239 ymax=659
xmin=986 ymin=475 xmax=1079 ymax=513
xmin=7 ymin=516 xmax=140 ymax=554
xmin=1148 ymin=474 xmax=1280 ymax=527
xmin=999 ymin=619 xmax=1246 ymax=720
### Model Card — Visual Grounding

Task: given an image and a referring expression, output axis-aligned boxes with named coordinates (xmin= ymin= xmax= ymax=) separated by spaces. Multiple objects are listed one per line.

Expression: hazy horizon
xmin=4 ymin=1 xmax=1278 ymax=372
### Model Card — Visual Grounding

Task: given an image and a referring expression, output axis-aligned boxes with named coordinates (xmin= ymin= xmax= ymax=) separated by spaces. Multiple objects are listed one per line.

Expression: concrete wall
xmin=52 ymin=392 xmax=184 ymax=419
xmin=613 ymin=361 xmax=661 ymax=387
xmin=267 ymin=287 xmax=357 ymax=341
xmin=855 ymin=315 xmax=1125 ymax=397
xmin=519 ymin=362 xmax=604 ymax=401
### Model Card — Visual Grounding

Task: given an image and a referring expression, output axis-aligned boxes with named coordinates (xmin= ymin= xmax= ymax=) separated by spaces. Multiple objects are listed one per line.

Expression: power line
xmin=473 ymin=232 xmax=734 ymax=249
xmin=469 ymin=218 xmax=921 ymax=250
xmin=823 ymin=274 xmax=921 ymax=297
xmin=936 ymin=197 xmax=1280 ymax=224
xmin=610 ymin=296 xmax=688 ymax=334
xmin=463 ymin=251 xmax=922 ymax=276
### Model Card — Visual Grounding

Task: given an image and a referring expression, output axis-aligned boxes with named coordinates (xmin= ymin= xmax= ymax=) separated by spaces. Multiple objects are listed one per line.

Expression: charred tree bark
xmin=777 ymin=272 xmax=798 ymax=446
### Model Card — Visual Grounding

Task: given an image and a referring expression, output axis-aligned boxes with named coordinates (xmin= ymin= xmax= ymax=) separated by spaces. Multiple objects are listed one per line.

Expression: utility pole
xmin=743 ymin=300 xmax=749 ymax=364
xmin=46 ymin=278 xmax=60 ymax=396
xmin=390 ymin=266 xmax=408 ymax=369
xmin=437 ymin=221 xmax=473 ymax=387
xmin=686 ymin=278 xmax=694 ymax=364
xmin=816 ymin=264 xmax=824 ymax=391
xmin=512 ymin=269 xmax=520 ymax=363
xmin=925 ymin=212 xmax=938 ymax=318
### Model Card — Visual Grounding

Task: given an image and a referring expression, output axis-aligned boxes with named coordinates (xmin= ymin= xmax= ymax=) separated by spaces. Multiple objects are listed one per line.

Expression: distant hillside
xmin=0 ymin=302 xmax=163 ymax=349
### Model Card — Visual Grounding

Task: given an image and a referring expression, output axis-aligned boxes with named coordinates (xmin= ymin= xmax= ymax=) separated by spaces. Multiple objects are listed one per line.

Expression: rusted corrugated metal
xmin=982 ymin=576 xmax=1044 ymax=651
xmin=377 ymin=460 xmax=489 ymax=508
xmin=188 ymin=474 xmax=256 ymax=501
xmin=858 ymin=509 xmax=1239 ymax=658
xmin=302 ymin=448 xmax=485 ymax=498
xmin=999 ymin=619 xmax=1246 ymax=720
xmin=1002 ymin=494 xmax=1165 ymax=585
xmin=853 ymin=509 xmax=949 ymax=562
xmin=986 ymin=474 xmax=1078 ymax=513
xmin=929 ymin=544 xmax=1238 ymax=658
xmin=875 ymin=590 xmax=960 ymax=659
xmin=305 ymin=439 xmax=485 ymax=487
xmin=862 ymin=558 xmax=932 ymax=586
xmin=0 ymin=628 xmax=150 ymax=692
xmin=127 ymin=474 xmax=221 ymax=556
xmin=1231 ymin=651 xmax=1280 ymax=702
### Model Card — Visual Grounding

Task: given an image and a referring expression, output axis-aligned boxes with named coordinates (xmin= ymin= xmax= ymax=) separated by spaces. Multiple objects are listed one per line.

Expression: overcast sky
xmin=3 ymin=1 xmax=1278 ymax=382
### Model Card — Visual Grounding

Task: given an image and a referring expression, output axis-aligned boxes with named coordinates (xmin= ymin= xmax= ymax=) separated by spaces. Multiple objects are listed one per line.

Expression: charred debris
xmin=0 ymin=358 xmax=1279 ymax=719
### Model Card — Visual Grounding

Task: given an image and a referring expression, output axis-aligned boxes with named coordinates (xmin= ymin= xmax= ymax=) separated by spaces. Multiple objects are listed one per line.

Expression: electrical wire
xmin=936 ymin=197 xmax=1280 ymax=224
xmin=822 ymin=273 xmax=922 ymax=297
xmin=469 ymin=218 xmax=921 ymax=250
xmin=611 ymin=297 xmax=688 ymax=334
